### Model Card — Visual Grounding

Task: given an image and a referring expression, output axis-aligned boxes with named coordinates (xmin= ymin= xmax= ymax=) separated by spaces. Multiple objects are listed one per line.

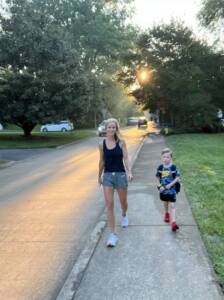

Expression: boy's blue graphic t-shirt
xmin=156 ymin=165 xmax=180 ymax=195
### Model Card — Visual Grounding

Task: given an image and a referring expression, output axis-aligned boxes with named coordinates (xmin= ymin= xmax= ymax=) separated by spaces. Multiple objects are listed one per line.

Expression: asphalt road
xmin=0 ymin=148 xmax=53 ymax=161
xmin=0 ymin=127 xmax=146 ymax=300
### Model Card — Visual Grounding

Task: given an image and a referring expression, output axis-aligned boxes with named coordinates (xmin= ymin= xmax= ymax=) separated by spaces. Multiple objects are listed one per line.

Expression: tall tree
xmin=0 ymin=0 xmax=89 ymax=136
xmin=0 ymin=0 xmax=135 ymax=134
xmin=68 ymin=0 xmax=136 ymax=126
xmin=118 ymin=22 xmax=224 ymax=132
xmin=199 ymin=0 xmax=224 ymax=27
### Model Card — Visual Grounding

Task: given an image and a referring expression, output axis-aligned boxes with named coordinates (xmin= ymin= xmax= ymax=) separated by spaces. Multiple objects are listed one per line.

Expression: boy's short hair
xmin=161 ymin=147 xmax=173 ymax=157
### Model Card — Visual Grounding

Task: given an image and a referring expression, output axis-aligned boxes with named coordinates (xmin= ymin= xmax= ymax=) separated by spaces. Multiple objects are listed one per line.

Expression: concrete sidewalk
xmin=60 ymin=134 xmax=223 ymax=300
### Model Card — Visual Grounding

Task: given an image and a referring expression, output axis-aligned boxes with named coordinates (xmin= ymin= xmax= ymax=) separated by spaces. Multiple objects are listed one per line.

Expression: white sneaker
xmin=106 ymin=233 xmax=118 ymax=247
xmin=121 ymin=215 xmax=129 ymax=228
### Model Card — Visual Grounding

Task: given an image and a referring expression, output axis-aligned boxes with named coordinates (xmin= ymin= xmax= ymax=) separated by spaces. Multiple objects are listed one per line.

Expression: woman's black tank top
xmin=103 ymin=139 xmax=125 ymax=172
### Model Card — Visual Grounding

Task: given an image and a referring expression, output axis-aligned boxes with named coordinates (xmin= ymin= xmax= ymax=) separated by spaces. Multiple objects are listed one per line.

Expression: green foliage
xmin=198 ymin=0 xmax=224 ymax=27
xmin=98 ymin=75 xmax=139 ymax=123
xmin=198 ymin=0 xmax=224 ymax=76
xmin=0 ymin=0 xmax=136 ymax=135
xmin=118 ymin=22 xmax=224 ymax=132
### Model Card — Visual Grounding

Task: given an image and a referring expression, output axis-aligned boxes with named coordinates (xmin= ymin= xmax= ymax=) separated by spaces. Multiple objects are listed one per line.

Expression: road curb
xmin=56 ymin=140 xmax=81 ymax=149
xmin=56 ymin=135 xmax=147 ymax=300
xmin=56 ymin=221 xmax=106 ymax=300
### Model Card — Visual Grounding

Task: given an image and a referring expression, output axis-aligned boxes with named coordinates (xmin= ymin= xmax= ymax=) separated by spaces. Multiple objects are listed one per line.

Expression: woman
xmin=98 ymin=118 xmax=133 ymax=247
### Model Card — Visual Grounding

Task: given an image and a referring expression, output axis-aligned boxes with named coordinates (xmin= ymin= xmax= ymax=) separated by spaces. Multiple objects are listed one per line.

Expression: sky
xmin=0 ymin=0 xmax=210 ymax=37
xmin=0 ymin=0 xmax=219 ymax=45
xmin=132 ymin=0 xmax=205 ymax=37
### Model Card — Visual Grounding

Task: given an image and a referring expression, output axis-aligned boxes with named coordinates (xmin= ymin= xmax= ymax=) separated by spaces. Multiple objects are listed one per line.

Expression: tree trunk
xmin=22 ymin=123 xmax=36 ymax=137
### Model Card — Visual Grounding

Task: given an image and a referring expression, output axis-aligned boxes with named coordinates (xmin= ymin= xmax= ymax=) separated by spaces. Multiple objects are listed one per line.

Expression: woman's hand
xmin=127 ymin=171 xmax=133 ymax=182
xmin=98 ymin=176 xmax=102 ymax=186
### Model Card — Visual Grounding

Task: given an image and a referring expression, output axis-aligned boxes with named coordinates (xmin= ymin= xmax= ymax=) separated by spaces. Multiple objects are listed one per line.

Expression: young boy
xmin=156 ymin=148 xmax=180 ymax=232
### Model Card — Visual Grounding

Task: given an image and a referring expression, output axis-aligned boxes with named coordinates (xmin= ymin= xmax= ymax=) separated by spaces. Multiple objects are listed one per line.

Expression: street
xmin=0 ymin=127 xmax=146 ymax=300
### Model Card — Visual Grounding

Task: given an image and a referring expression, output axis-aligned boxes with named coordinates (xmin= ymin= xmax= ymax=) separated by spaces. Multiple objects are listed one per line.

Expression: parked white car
xmin=40 ymin=120 xmax=74 ymax=132
xmin=97 ymin=120 xmax=107 ymax=137
xmin=0 ymin=123 xmax=3 ymax=130
xmin=127 ymin=117 xmax=139 ymax=126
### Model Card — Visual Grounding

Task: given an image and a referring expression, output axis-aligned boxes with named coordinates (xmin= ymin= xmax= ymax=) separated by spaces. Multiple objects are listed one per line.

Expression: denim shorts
xmin=102 ymin=172 xmax=128 ymax=189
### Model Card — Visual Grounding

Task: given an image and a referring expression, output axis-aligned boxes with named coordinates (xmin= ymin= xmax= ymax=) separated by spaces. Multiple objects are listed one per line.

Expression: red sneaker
xmin=171 ymin=221 xmax=179 ymax=232
xmin=164 ymin=213 xmax=170 ymax=223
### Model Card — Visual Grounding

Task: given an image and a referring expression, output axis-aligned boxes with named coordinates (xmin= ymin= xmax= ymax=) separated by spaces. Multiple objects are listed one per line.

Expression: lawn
xmin=167 ymin=133 xmax=224 ymax=290
xmin=0 ymin=129 xmax=95 ymax=149
xmin=0 ymin=160 xmax=9 ymax=168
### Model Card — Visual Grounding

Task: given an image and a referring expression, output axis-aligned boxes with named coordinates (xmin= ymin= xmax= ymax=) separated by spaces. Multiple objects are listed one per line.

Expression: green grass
xmin=167 ymin=133 xmax=224 ymax=289
xmin=3 ymin=124 xmax=44 ymax=132
xmin=0 ymin=160 xmax=9 ymax=167
xmin=0 ymin=129 xmax=95 ymax=149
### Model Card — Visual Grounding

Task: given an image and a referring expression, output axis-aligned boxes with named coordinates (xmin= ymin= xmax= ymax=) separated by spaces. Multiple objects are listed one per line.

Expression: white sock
xmin=170 ymin=203 xmax=176 ymax=222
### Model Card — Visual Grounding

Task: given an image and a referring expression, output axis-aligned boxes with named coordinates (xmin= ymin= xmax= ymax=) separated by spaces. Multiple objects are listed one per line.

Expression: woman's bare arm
xmin=98 ymin=142 xmax=104 ymax=185
xmin=122 ymin=140 xmax=133 ymax=181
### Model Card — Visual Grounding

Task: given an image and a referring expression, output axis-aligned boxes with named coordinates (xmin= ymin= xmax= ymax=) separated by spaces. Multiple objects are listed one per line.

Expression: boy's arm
xmin=165 ymin=166 xmax=180 ymax=189
xmin=165 ymin=175 xmax=180 ymax=189
xmin=156 ymin=176 xmax=165 ymax=192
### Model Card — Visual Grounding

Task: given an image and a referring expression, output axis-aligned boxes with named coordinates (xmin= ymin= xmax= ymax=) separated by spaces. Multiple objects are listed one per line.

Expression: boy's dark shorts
xmin=160 ymin=193 xmax=176 ymax=203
